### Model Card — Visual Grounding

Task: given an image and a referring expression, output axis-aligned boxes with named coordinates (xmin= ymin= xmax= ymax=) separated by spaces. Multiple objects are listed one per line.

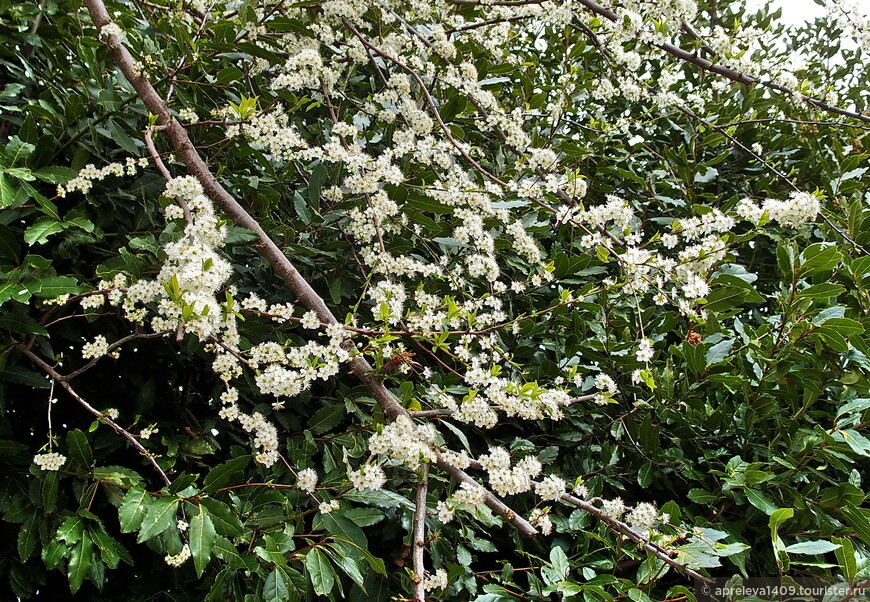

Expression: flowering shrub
xmin=0 ymin=0 xmax=869 ymax=599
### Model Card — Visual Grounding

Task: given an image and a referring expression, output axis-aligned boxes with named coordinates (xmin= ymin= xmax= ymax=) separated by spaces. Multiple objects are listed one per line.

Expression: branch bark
xmin=412 ymin=463 xmax=429 ymax=602
xmin=82 ymin=0 xmax=538 ymax=538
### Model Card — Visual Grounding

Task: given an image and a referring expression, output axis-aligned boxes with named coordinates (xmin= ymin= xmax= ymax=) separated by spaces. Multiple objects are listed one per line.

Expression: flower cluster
xmin=297 ymin=468 xmax=318 ymax=493
xmin=57 ymin=158 xmax=148 ymax=197
xmin=479 ymin=447 xmax=542 ymax=497
xmin=349 ymin=463 xmax=387 ymax=491
xmin=319 ymin=499 xmax=340 ymax=514
xmin=368 ymin=415 xmax=438 ymax=468
xmin=737 ymin=191 xmax=821 ymax=229
xmin=535 ymin=474 xmax=567 ymax=502
xmin=423 ymin=568 xmax=448 ymax=591
xmin=33 ymin=452 xmax=67 ymax=471
xmin=82 ymin=335 xmax=109 ymax=359
xmin=529 ymin=508 xmax=553 ymax=536
xmin=164 ymin=543 xmax=191 ymax=567
xmin=218 ymin=388 xmax=280 ymax=466
xmin=627 ymin=502 xmax=658 ymax=535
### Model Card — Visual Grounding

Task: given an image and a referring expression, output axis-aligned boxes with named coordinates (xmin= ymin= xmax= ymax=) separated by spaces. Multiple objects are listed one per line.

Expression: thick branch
xmin=83 ymin=0 xmax=538 ymax=537
xmin=412 ymin=463 xmax=429 ymax=602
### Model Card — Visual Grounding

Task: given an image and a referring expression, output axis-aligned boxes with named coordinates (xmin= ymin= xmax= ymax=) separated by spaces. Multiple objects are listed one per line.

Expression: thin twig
xmin=561 ymin=492 xmax=711 ymax=583
xmin=21 ymin=348 xmax=171 ymax=486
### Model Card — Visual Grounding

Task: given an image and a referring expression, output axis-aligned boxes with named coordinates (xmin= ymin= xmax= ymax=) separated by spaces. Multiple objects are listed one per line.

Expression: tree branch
xmin=20 ymin=347 xmax=171 ymax=486
xmin=83 ymin=0 xmax=538 ymax=538
xmin=412 ymin=463 xmax=429 ymax=602
xmin=572 ymin=0 xmax=870 ymax=123
xmin=561 ymin=492 xmax=712 ymax=583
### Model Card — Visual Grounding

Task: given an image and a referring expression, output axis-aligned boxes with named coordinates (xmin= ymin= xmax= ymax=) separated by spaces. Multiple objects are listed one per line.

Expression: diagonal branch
xmin=20 ymin=347 xmax=171 ymax=486
xmin=82 ymin=0 xmax=538 ymax=538
xmin=571 ymin=0 xmax=870 ymax=123
xmin=561 ymin=492 xmax=712 ymax=583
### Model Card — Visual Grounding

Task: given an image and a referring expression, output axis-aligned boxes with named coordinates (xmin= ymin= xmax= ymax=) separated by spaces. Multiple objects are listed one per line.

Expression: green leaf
xmin=839 ymin=429 xmax=870 ymax=456
xmin=17 ymin=513 xmax=39 ymax=561
xmin=68 ymin=533 xmax=93 ymax=593
xmin=674 ymin=541 xmax=722 ymax=569
xmin=56 ymin=516 xmax=85 ymax=543
xmin=202 ymin=455 xmax=250 ymax=492
xmin=305 ymin=548 xmax=335 ymax=596
xmin=705 ymin=338 xmax=735 ymax=367
xmin=217 ymin=67 xmax=243 ymax=84
xmin=200 ymin=498 xmax=244 ymax=537
xmin=796 ymin=283 xmax=846 ymax=299
xmin=822 ymin=318 xmax=864 ymax=336
xmin=687 ymin=488 xmax=717 ymax=504
xmin=41 ymin=470 xmax=58 ymax=512
xmin=308 ymin=162 xmax=327 ymax=208
xmin=744 ymin=488 xmax=777 ymax=515
xmin=263 ymin=568 xmax=289 ymax=602
xmin=783 ymin=540 xmax=841 ymax=555
xmin=319 ymin=510 xmax=367 ymax=549
xmin=36 ymin=276 xmax=84 ymax=299
xmin=307 ymin=404 xmax=345 ymax=435
xmin=89 ymin=522 xmax=131 ymax=569
xmin=136 ymin=496 xmax=178 ymax=542
xmin=94 ymin=465 xmax=143 ymax=487
xmin=343 ymin=507 xmax=385 ymax=527
xmin=841 ymin=507 xmax=870 ymax=547
xmin=769 ymin=507 xmax=794 ymax=553
xmin=324 ymin=542 xmax=367 ymax=591
xmin=833 ymin=537 xmax=857 ymax=583
xmin=189 ymin=506 xmax=217 ymax=577
xmin=694 ymin=166 xmax=718 ymax=183
xmin=66 ymin=429 xmax=92 ymax=469
xmin=550 ymin=546 xmax=569 ymax=579
xmin=23 ymin=217 xmax=64 ymax=245
xmin=119 ymin=487 xmax=150 ymax=533
xmin=799 ymin=244 xmax=842 ymax=276
xmin=0 ymin=172 xmax=15 ymax=207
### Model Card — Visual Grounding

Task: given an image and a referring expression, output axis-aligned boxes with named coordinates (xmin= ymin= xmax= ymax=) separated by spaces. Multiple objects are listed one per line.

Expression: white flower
xmin=319 ymin=499 xmax=340 ymax=514
xmin=762 ymin=191 xmax=820 ymax=228
xmin=33 ymin=452 xmax=66 ymax=471
xmin=627 ymin=502 xmax=658 ymax=533
xmin=535 ymin=475 xmax=566 ymax=501
xmin=635 ymin=338 xmax=654 ymax=362
xmin=594 ymin=373 xmax=618 ymax=393
xmin=100 ymin=22 xmax=125 ymax=42
xmin=297 ymin=468 xmax=318 ymax=492
xmin=423 ymin=568 xmax=448 ymax=591
xmin=178 ymin=108 xmax=198 ymax=124
xmin=601 ymin=497 xmax=626 ymax=520
xmin=349 ymin=464 xmax=387 ymax=491
xmin=529 ymin=508 xmax=553 ymax=535
xmin=436 ymin=500 xmax=454 ymax=523
xmin=82 ymin=335 xmax=109 ymax=359
xmin=177 ymin=520 xmax=189 ymax=532
xmin=301 ymin=310 xmax=320 ymax=329
xmin=165 ymin=543 xmax=191 ymax=567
